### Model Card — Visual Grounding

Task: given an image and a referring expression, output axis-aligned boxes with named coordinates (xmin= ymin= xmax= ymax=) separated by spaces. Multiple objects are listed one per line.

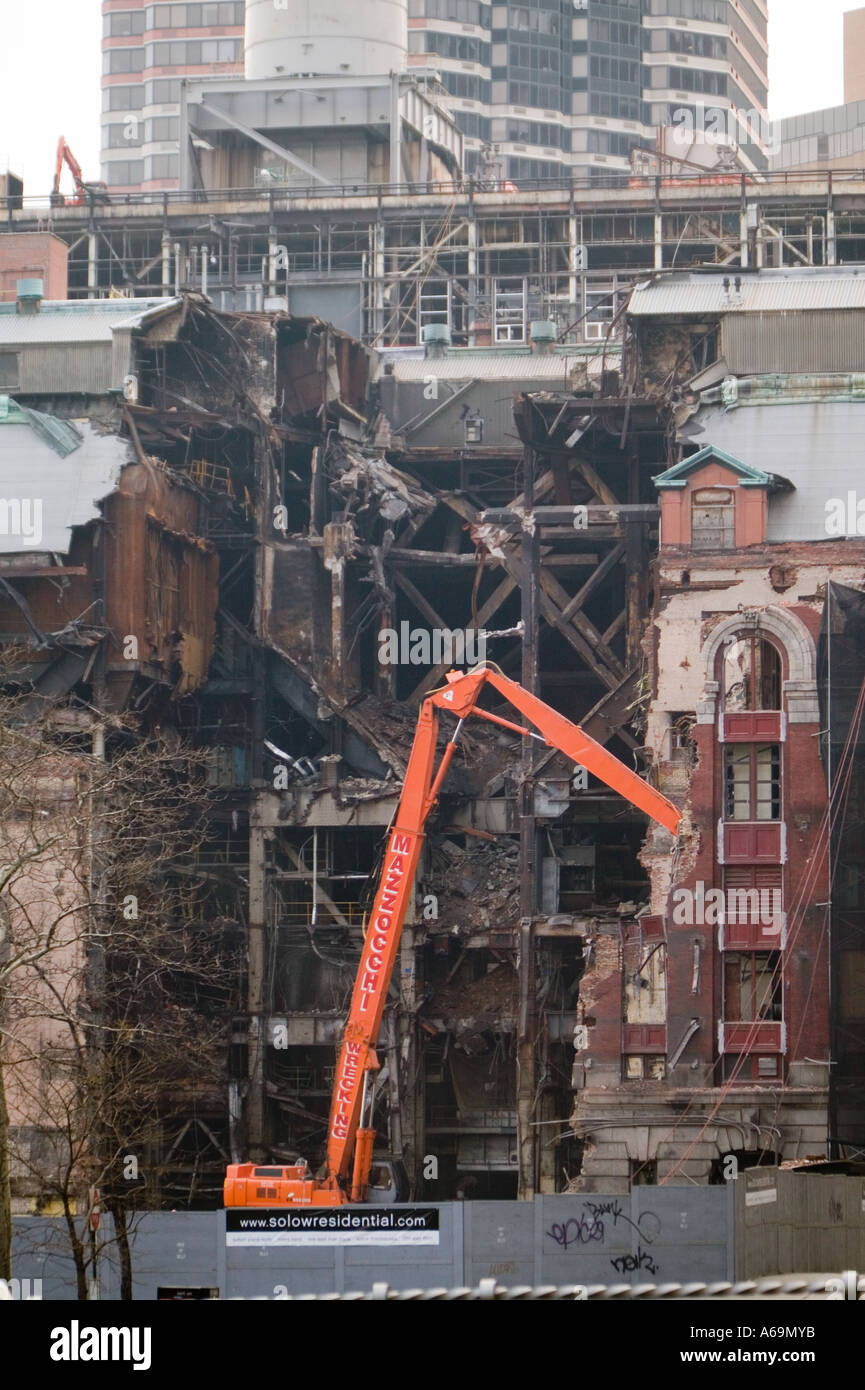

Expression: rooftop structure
xmin=99 ymin=0 xmax=769 ymax=192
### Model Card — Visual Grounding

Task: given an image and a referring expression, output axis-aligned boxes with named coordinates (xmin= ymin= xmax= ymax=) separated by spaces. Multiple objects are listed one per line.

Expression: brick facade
xmin=0 ymin=233 xmax=68 ymax=302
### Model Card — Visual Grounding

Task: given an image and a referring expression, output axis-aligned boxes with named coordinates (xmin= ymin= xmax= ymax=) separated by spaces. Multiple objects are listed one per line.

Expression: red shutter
xmin=721 ymin=1021 xmax=785 ymax=1053
xmin=723 ymin=867 xmax=784 ymax=948
xmin=623 ymin=1024 xmax=666 ymax=1053
xmin=721 ymin=712 xmax=783 ymax=743
xmin=722 ymin=821 xmax=785 ymax=865
xmin=623 ymin=915 xmax=665 ymax=942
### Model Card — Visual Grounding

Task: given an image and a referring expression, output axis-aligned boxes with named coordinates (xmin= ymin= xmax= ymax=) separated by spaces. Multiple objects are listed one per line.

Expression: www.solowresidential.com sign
xmin=225 ymin=1206 xmax=441 ymax=1246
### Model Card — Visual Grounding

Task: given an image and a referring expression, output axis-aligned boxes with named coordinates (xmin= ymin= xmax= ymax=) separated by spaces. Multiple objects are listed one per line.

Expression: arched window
xmin=720 ymin=635 xmax=782 ymax=712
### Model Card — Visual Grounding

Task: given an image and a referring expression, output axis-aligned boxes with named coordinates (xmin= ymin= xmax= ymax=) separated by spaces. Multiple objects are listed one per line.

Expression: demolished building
xmin=563 ymin=265 xmax=865 ymax=1190
xmin=2 ymin=254 xmax=864 ymax=1212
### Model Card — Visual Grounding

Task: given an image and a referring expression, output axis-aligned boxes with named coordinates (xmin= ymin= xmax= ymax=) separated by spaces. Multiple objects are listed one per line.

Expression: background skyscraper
xmin=412 ymin=0 xmax=769 ymax=180
xmin=101 ymin=0 xmax=769 ymax=190
xmin=102 ymin=2 xmax=245 ymax=191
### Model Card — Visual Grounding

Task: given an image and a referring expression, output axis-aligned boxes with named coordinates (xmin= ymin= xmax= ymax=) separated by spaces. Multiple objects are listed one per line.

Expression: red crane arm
xmin=323 ymin=697 xmax=442 ymax=1188
xmin=431 ymin=666 xmax=681 ymax=834
xmin=53 ymin=138 xmax=66 ymax=195
xmin=322 ymin=667 xmax=680 ymax=1191
xmin=53 ymin=138 xmax=85 ymax=197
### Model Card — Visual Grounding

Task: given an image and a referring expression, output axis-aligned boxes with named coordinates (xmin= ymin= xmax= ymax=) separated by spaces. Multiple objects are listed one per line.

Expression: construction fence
xmin=9 ymin=1168 xmax=865 ymax=1300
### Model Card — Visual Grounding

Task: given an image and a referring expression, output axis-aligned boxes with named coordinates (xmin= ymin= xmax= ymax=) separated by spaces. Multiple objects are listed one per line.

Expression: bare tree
xmin=0 ymin=698 xmax=238 ymax=1297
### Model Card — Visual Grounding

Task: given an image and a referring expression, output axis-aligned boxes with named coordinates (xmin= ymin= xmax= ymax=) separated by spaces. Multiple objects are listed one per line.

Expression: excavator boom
xmin=52 ymin=137 xmax=108 ymax=208
xmin=224 ymin=666 xmax=680 ymax=1208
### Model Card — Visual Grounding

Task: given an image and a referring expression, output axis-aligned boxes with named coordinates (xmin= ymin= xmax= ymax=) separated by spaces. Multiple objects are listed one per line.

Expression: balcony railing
xmin=8 ymin=167 xmax=865 ymax=217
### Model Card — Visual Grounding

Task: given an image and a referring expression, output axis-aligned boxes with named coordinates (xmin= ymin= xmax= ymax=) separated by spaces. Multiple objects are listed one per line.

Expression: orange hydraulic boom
xmin=51 ymin=137 xmax=109 ymax=208
xmin=224 ymin=666 xmax=681 ymax=1208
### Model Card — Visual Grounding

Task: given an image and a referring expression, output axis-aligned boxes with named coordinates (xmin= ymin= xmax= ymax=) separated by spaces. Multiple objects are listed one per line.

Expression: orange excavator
xmin=51 ymin=137 xmax=110 ymax=209
xmin=224 ymin=665 xmax=681 ymax=1209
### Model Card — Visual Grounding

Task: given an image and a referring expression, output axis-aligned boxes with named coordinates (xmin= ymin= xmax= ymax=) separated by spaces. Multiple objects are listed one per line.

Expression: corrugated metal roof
xmin=0 ymin=297 xmax=181 ymax=345
xmin=629 ymin=270 xmax=865 ymax=317
xmin=722 ymin=311 xmax=865 ymax=374
xmin=382 ymin=353 xmax=607 ymax=382
xmin=14 ymin=345 xmax=117 ymax=396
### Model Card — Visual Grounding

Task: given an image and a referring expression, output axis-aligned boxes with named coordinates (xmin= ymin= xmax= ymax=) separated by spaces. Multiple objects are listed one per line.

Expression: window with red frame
xmin=723 ymin=951 xmax=782 ymax=1023
xmin=724 ymin=744 xmax=781 ymax=821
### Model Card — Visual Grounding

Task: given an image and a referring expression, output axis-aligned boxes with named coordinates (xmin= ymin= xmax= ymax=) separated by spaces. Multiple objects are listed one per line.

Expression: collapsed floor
xmin=7 ymin=268 xmax=855 ymax=1208
xmin=1 ymin=293 xmax=675 ymax=1204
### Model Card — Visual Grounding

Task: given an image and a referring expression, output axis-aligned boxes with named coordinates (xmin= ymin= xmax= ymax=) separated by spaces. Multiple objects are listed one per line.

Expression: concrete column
xmin=739 ymin=209 xmax=749 ymax=268
xmin=517 ymin=444 xmax=539 ymax=1201
xmin=330 ymin=554 xmax=345 ymax=692
xmin=161 ymin=234 xmax=172 ymax=296
xmin=826 ymin=207 xmax=837 ymax=265
xmin=247 ymin=813 xmax=267 ymax=1158
xmin=389 ymin=73 xmax=402 ymax=187
xmin=178 ymin=84 xmax=191 ymax=191
xmin=654 ymin=211 xmax=663 ymax=270
xmin=467 ymin=214 xmax=478 ymax=348
xmin=267 ymin=225 xmax=278 ymax=300
xmin=373 ymin=219 xmax=386 ymax=343
xmin=568 ymin=213 xmax=581 ymax=325
xmin=87 ymin=231 xmax=99 ymax=299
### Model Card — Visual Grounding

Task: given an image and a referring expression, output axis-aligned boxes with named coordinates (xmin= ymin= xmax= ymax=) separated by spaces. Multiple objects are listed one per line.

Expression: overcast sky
xmin=0 ymin=0 xmax=862 ymax=196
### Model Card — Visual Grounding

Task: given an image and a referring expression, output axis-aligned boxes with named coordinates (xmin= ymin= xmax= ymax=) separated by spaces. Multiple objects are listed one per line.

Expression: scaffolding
xmin=8 ymin=171 xmax=865 ymax=346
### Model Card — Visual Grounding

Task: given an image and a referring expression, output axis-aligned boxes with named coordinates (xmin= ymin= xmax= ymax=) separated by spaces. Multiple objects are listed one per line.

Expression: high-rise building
xmin=101 ymin=0 xmax=770 ymax=191
xmin=102 ymin=2 xmax=245 ymax=192
xmin=412 ymin=0 xmax=770 ymax=180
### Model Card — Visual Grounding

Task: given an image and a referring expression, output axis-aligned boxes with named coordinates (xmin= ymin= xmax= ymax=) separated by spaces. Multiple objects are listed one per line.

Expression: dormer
xmin=653 ymin=446 xmax=786 ymax=551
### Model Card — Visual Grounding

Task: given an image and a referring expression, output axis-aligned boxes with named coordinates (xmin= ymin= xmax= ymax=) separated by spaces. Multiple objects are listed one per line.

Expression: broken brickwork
xmin=5 ymin=263 xmax=862 ymax=1207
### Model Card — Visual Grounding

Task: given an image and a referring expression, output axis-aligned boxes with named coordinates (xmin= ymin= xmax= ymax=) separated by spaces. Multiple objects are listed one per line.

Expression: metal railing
xmin=275 ymin=900 xmax=367 ymax=929
xmin=6 ymin=167 xmax=865 ymax=217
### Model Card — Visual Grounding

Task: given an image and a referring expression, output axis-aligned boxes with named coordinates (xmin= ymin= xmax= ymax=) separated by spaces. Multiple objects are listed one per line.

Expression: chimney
xmin=423 ymin=322 xmax=451 ymax=358
xmin=16 ymin=278 xmax=44 ymax=315
xmin=530 ymin=319 xmax=557 ymax=353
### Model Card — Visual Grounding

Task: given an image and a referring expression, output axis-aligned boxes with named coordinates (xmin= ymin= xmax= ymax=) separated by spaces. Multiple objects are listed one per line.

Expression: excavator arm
xmin=53 ymin=138 xmax=84 ymax=196
xmin=320 ymin=666 xmax=680 ymax=1199
xmin=52 ymin=137 xmax=108 ymax=209
xmin=224 ymin=666 xmax=680 ymax=1207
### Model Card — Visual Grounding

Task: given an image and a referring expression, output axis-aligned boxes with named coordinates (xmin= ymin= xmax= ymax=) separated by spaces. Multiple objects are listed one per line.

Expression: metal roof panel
xmin=0 ymin=297 xmax=182 ymax=344
xmin=629 ymin=270 xmax=865 ymax=316
xmin=381 ymin=353 xmax=608 ymax=382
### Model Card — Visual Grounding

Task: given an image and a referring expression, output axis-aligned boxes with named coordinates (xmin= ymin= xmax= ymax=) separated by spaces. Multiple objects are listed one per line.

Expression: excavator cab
xmin=224 ymin=1161 xmax=344 ymax=1207
xmin=365 ymin=1157 xmax=409 ymax=1205
xmin=223 ymin=1156 xmax=408 ymax=1207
